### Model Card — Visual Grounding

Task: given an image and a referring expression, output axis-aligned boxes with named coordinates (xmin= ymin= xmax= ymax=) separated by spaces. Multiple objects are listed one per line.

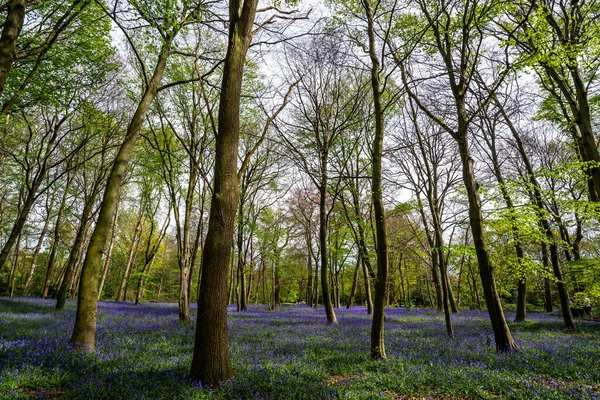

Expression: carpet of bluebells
xmin=1 ymin=298 xmax=599 ymax=399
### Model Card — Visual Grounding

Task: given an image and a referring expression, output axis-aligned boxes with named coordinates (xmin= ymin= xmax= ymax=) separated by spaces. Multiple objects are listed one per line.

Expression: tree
xmin=189 ymin=0 xmax=259 ymax=386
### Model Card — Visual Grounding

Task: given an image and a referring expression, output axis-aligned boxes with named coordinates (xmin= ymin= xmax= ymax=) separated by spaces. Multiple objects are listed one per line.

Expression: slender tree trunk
xmin=363 ymin=0 xmax=388 ymax=359
xmin=8 ymin=230 xmax=22 ymax=298
xmin=362 ymin=258 xmax=373 ymax=314
xmin=306 ymin=233 xmax=313 ymax=306
xmin=319 ymin=178 xmax=337 ymax=323
xmin=22 ymin=193 xmax=55 ymax=296
xmin=347 ymin=253 xmax=361 ymax=309
xmin=70 ymin=37 xmax=172 ymax=351
xmin=116 ymin=205 xmax=143 ymax=301
xmin=98 ymin=200 xmax=119 ymax=300
xmin=190 ymin=0 xmax=257 ymax=385
xmin=42 ymin=173 xmax=73 ymax=299
xmin=484 ymin=128 xmax=528 ymax=322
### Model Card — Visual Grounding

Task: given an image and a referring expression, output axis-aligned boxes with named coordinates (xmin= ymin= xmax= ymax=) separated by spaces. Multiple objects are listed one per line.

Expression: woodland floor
xmin=0 ymin=298 xmax=599 ymax=399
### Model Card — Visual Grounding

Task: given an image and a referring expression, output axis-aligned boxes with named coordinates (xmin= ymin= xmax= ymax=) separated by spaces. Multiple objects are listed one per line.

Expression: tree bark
xmin=0 ymin=0 xmax=26 ymax=98
xmin=190 ymin=0 xmax=257 ymax=386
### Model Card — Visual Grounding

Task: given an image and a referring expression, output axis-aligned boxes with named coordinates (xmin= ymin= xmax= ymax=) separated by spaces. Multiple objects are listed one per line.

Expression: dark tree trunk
xmin=190 ymin=0 xmax=258 ymax=386
xmin=0 ymin=0 xmax=26 ymax=98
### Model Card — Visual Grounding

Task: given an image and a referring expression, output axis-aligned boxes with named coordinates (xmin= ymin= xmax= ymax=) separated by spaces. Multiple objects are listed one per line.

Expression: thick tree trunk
xmin=190 ymin=0 xmax=257 ymax=386
xmin=69 ymin=38 xmax=171 ymax=351
xmin=0 ymin=0 xmax=26 ymax=98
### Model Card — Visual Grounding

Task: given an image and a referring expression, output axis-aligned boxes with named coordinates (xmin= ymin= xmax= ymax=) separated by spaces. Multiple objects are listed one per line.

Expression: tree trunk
xmin=0 ymin=0 xmax=26 ymax=98
xmin=98 ymin=199 xmax=119 ymax=300
xmin=69 ymin=37 xmax=172 ymax=351
xmin=363 ymin=0 xmax=388 ymax=359
xmin=7 ymin=230 xmax=22 ymax=298
xmin=42 ymin=173 xmax=73 ymax=298
xmin=319 ymin=179 xmax=337 ymax=323
xmin=116 ymin=205 xmax=143 ymax=301
xmin=22 ymin=192 xmax=55 ymax=296
xmin=190 ymin=0 xmax=257 ymax=386
xmin=347 ymin=253 xmax=361 ymax=309
xmin=306 ymin=233 xmax=313 ymax=306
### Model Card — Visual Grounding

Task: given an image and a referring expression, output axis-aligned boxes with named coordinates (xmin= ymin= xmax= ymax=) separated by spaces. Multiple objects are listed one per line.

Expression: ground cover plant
xmin=1 ymin=297 xmax=599 ymax=399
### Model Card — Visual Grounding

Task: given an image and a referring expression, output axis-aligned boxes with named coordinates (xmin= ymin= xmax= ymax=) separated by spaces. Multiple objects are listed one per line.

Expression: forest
xmin=1 ymin=0 xmax=600 ymax=398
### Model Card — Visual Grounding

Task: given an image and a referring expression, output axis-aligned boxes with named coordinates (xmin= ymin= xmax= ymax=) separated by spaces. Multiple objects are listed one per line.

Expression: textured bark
xmin=69 ymin=38 xmax=172 ymax=351
xmin=456 ymin=134 xmax=517 ymax=351
xmin=0 ymin=0 xmax=26 ymax=98
xmin=190 ymin=0 xmax=258 ymax=385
